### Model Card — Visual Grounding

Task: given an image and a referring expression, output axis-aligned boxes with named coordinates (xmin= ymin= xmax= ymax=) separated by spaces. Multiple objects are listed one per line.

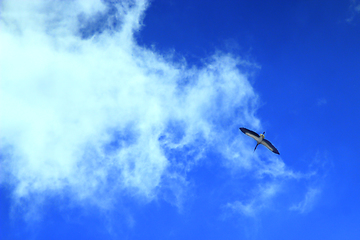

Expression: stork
xmin=239 ymin=127 xmax=280 ymax=155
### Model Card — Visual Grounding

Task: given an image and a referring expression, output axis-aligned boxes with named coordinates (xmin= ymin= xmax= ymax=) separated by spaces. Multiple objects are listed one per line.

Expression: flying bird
xmin=239 ymin=127 xmax=280 ymax=155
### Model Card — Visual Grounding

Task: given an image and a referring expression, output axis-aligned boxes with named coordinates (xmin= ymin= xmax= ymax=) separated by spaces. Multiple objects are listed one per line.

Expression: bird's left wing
xmin=260 ymin=139 xmax=280 ymax=154
xmin=239 ymin=127 xmax=260 ymax=141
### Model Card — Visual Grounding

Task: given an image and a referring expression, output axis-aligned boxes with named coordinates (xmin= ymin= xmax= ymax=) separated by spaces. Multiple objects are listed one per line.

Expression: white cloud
xmin=351 ymin=0 xmax=360 ymax=12
xmin=0 ymin=0 xmax=260 ymax=213
xmin=316 ymin=98 xmax=327 ymax=107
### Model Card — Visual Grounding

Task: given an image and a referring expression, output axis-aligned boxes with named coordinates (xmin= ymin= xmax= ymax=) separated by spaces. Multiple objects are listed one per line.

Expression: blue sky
xmin=1 ymin=0 xmax=360 ymax=239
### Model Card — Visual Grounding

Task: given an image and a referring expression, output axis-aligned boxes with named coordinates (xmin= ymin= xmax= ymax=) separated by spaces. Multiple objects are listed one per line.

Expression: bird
xmin=239 ymin=127 xmax=280 ymax=155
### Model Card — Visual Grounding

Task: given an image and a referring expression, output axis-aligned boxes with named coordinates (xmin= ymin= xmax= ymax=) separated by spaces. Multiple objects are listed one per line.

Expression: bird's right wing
xmin=239 ymin=127 xmax=260 ymax=141
xmin=260 ymin=139 xmax=280 ymax=155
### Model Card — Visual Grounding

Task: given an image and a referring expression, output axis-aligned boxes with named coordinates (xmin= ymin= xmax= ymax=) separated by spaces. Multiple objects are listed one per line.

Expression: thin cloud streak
xmin=290 ymin=188 xmax=321 ymax=214
xmin=225 ymin=183 xmax=280 ymax=217
xmin=223 ymin=153 xmax=321 ymax=218
xmin=346 ymin=0 xmax=360 ymax=22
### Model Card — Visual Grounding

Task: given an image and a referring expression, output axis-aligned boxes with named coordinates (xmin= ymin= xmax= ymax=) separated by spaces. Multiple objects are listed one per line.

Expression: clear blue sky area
xmin=1 ymin=0 xmax=360 ymax=239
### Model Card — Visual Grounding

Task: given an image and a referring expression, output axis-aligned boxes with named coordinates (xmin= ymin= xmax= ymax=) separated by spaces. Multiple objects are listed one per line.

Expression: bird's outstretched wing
xmin=239 ymin=127 xmax=260 ymax=142
xmin=260 ymin=139 xmax=280 ymax=155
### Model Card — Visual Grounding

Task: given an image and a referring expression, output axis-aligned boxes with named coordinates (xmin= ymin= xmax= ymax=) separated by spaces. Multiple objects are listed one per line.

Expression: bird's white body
xmin=257 ymin=134 xmax=265 ymax=144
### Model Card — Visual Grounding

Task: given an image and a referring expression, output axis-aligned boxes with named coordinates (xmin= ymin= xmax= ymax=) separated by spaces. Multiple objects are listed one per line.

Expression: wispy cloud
xmin=1 ymin=0 xmax=325 ymax=223
xmin=0 ymin=0 xmax=260 ymax=215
